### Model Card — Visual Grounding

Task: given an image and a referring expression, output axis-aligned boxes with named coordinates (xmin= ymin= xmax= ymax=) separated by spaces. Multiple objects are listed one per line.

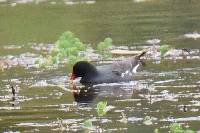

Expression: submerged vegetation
xmin=160 ymin=44 xmax=171 ymax=57
xmin=154 ymin=123 xmax=195 ymax=133
xmin=83 ymin=119 xmax=93 ymax=130
xmin=83 ymin=101 xmax=108 ymax=131
xmin=169 ymin=123 xmax=194 ymax=133
xmin=96 ymin=101 xmax=108 ymax=116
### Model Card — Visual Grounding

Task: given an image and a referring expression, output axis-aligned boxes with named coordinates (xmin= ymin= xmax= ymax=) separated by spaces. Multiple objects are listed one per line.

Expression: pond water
xmin=0 ymin=0 xmax=200 ymax=133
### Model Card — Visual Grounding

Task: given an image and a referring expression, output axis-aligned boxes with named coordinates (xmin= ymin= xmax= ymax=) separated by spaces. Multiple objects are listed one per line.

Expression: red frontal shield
xmin=70 ymin=73 xmax=76 ymax=80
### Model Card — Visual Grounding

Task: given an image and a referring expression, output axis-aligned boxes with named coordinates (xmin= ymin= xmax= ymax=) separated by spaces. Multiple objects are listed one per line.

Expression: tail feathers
xmin=136 ymin=51 xmax=146 ymax=66
xmin=137 ymin=51 xmax=146 ymax=59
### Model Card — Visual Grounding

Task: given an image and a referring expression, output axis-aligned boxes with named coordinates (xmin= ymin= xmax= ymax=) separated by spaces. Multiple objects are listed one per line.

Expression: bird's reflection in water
xmin=72 ymin=85 xmax=99 ymax=103
xmin=72 ymin=82 xmax=144 ymax=103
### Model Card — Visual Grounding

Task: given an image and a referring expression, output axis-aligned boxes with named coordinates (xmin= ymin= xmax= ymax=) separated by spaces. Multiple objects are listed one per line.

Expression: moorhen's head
xmin=70 ymin=61 xmax=98 ymax=80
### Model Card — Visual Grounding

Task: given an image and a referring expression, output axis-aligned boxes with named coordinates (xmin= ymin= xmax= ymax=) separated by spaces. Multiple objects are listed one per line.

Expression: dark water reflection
xmin=73 ymin=86 xmax=99 ymax=103
xmin=73 ymin=81 xmax=145 ymax=103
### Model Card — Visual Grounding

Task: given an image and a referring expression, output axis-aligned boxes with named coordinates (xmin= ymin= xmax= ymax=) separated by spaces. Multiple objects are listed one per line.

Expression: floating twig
xmin=11 ymin=85 xmax=17 ymax=107
xmin=11 ymin=85 xmax=16 ymax=97
xmin=182 ymin=48 xmax=191 ymax=55
xmin=183 ymin=105 xmax=187 ymax=112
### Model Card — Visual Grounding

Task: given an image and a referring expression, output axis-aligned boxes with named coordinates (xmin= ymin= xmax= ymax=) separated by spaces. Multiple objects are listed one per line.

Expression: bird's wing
xmin=96 ymin=64 xmax=123 ymax=77
xmin=111 ymin=60 xmax=132 ymax=76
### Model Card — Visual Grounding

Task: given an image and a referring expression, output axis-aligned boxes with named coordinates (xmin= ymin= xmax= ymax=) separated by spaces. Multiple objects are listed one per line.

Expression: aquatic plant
xmin=169 ymin=123 xmax=194 ymax=133
xmin=35 ymin=32 xmax=114 ymax=67
xmin=83 ymin=119 xmax=93 ymax=130
xmin=160 ymin=45 xmax=170 ymax=57
xmin=0 ymin=59 xmax=10 ymax=72
xmin=119 ymin=112 xmax=128 ymax=123
xmin=96 ymin=37 xmax=112 ymax=59
xmin=35 ymin=31 xmax=88 ymax=67
xmin=154 ymin=123 xmax=194 ymax=133
xmin=51 ymin=31 xmax=87 ymax=65
xmin=97 ymin=101 xmax=107 ymax=116
xmin=56 ymin=117 xmax=70 ymax=131
xmin=82 ymin=101 xmax=108 ymax=131
xmin=154 ymin=128 xmax=159 ymax=133
xmin=143 ymin=116 xmax=153 ymax=125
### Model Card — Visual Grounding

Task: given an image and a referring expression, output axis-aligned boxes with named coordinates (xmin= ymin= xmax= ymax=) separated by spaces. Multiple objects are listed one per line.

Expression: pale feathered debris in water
xmin=133 ymin=0 xmax=152 ymax=3
xmin=184 ymin=32 xmax=200 ymax=40
xmin=146 ymin=39 xmax=161 ymax=45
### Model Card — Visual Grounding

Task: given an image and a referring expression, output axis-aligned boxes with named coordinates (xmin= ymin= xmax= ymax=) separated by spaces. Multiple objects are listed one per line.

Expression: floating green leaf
xmin=169 ymin=123 xmax=194 ymax=133
xmin=97 ymin=101 xmax=107 ymax=116
xmin=83 ymin=119 xmax=93 ymax=130
xmin=34 ymin=59 xmax=40 ymax=64
xmin=97 ymin=37 xmax=112 ymax=59
xmin=170 ymin=123 xmax=183 ymax=133
xmin=143 ymin=116 xmax=153 ymax=125
xmin=184 ymin=130 xmax=195 ymax=133
xmin=154 ymin=128 xmax=159 ymax=133
xmin=160 ymin=45 xmax=170 ymax=57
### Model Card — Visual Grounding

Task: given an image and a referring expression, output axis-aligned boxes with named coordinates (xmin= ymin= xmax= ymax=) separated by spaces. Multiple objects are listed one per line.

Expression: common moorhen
xmin=70 ymin=52 xmax=145 ymax=85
